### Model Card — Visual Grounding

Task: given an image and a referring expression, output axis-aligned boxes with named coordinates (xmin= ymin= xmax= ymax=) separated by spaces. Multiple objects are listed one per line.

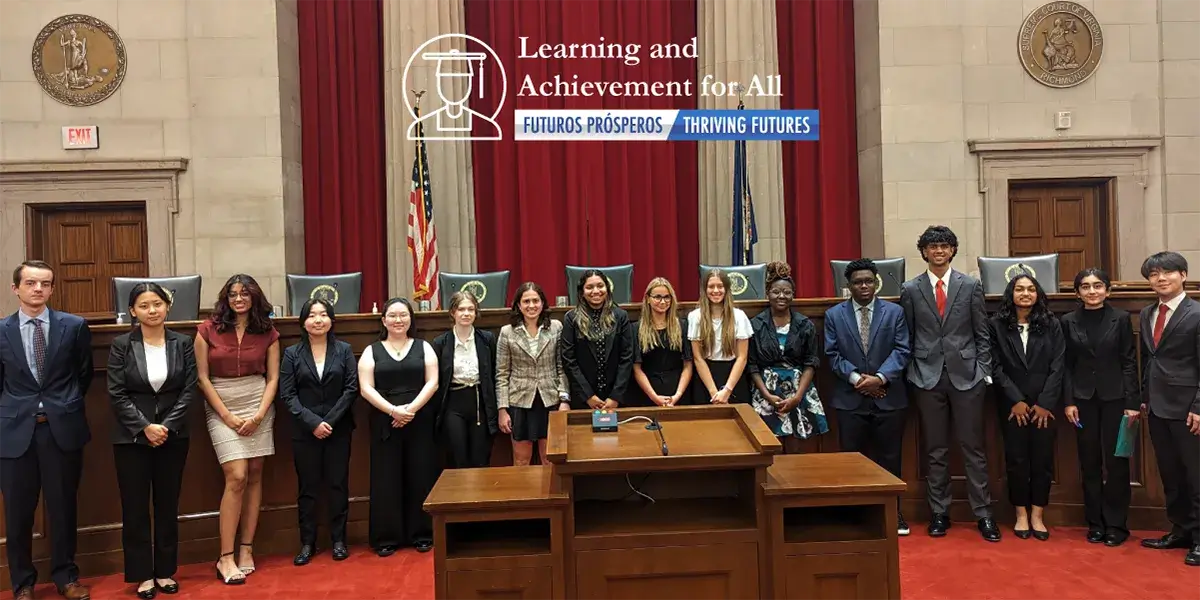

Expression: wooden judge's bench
xmin=424 ymin=406 xmax=905 ymax=600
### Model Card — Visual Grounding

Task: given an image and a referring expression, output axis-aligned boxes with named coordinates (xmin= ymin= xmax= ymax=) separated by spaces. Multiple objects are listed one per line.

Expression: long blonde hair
xmin=697 ymin=269 xmax=735 ymax=357
xmin=638 ymin=277 xmax=683 ymax=352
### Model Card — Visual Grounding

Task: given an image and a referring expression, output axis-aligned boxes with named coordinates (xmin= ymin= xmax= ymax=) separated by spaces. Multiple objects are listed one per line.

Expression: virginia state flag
xmin=731 ymin=100 xmax=758 ymax=266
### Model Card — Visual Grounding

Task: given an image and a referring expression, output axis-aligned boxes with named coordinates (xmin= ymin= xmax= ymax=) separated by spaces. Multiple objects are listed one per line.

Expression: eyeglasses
xmin=648 ymin=294 xmax=672 ymax=302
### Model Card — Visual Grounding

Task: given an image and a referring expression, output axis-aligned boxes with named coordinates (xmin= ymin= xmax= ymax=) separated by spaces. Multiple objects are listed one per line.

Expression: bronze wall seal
xmin=1018 ymin=1 xmax=1104 ymax=88
xmin=33 ymin=14 xmax=127 ymax=106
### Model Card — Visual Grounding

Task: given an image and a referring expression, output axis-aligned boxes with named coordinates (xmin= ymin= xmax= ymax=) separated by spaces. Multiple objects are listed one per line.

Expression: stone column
xmin=382 ymin=0 xmax=478 ymax=298
xmin=696 ymin=0 xmax=786 ymax=265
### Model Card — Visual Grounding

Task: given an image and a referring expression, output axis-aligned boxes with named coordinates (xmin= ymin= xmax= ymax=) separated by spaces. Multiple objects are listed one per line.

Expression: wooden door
xmin=28 ymin=204 xmax=149 ymax=318
xmin=1008 ymin=183 xmax=1108 ymax=287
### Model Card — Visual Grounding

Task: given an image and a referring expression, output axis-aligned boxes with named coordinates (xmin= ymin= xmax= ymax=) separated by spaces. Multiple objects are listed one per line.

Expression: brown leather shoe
xmin=58 ymin=582 xmax=90 ymax=600
xmin=14 ymin=586 xmax=34 ymax=600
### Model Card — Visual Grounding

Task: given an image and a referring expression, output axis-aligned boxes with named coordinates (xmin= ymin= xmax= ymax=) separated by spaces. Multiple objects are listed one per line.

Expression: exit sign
xmin=62 ymin=126 xmax=99 ymax=149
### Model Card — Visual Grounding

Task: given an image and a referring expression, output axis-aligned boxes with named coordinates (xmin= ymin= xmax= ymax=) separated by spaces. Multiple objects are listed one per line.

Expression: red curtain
xmin=465 ymin=0 xmax=700 ymax=301
xmin=777 ymin=0 xmax=862 ymax=297
xmin=297 ymin=0 xmax=387 ymax=311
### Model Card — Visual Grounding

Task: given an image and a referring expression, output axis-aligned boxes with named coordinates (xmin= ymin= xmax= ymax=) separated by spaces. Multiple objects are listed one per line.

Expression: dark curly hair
xmin=509 ymin=281 xmax=550 ymax=329
xmin=995 ymin=273 xmax=1056 ymax=334
xmin=765 ymin=261 xmax=795 ymax=291
xmin=210 ymin=274 xmax=274 ymax=334
xmin=843 ymin=258 xmax=878 ymax=282
xmin=916 ymin=225 xmax=959 ymax=262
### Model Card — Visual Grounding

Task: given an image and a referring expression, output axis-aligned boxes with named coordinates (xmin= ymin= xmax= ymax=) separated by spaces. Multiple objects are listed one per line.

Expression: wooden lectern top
xmin=763 ymin=452 xmax=907 ymax=497
xmin=545 ymin=404 xmax=782 ymax=475
xmin=424 ymin=466 xmax=568 ymax=513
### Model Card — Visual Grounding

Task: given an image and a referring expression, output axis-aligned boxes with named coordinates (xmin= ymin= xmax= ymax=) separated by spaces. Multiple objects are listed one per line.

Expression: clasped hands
xmin=142 ymin=423 xmax=169 ymax=447
xmin=1009 ymin=401 xmax=1054 ymax=428
xmin=853 ymin=373 xmax=887 ymax=399
xmin=220 ymin=411 xmax=263 ymax=436
xmin=764 ymin=392 xmax=800 ymax=415
xmin=586 ymin=396 xmax=618 ymax=410
xmin=389 ymin=404 xmax=415 ymax=428
xmin=312 ymin=421 xmax=334 ymax=439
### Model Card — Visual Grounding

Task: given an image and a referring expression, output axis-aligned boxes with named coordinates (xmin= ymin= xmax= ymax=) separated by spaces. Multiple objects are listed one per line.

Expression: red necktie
xmin=935 ymin=280 xmax=947 ymax=318
xmin=1152 ymin=303 xmax=1169 ymax=347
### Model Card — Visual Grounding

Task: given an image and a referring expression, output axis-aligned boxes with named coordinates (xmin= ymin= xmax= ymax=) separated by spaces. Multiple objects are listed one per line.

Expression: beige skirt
xmin=205 ymin=374 xmax=276 ymax=464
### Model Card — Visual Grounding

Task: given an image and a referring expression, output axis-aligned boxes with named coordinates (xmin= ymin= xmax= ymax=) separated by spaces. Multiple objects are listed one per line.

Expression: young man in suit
xmin=899 ymin=225 xmax=1000 ymax=542
xmin=825 ymin=259 xmax=913 ymax=535
xmin=1137 ymin=251 xmax=1200 ymax=566
xmin=0 ymin=260 xmax=94 ymax=600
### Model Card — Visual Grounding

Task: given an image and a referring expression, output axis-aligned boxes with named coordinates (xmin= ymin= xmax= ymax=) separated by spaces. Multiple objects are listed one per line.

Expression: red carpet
xmin=10 ymin=527 xmax=1198 ymax=599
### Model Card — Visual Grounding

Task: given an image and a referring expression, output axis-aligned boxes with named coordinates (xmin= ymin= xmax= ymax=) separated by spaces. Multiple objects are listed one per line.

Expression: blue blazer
xmin=823 ymin=298 xmax=911 ymax=411
xmin=0 ymin=309 xmax=94 ymax=458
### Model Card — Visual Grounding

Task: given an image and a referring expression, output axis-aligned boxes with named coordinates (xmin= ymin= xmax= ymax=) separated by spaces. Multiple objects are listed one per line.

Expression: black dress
xmin=629 ymin=318 xmax=692 ymax=407
xmin=367 ymin=340 xmax=437 ymax=550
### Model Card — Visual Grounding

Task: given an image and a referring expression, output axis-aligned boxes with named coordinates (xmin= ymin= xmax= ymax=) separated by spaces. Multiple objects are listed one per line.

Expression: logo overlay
xmin=514 ymin=109 xmax=818 ymax=142
xmin=404 ymin=34 xmax=507 ymax=141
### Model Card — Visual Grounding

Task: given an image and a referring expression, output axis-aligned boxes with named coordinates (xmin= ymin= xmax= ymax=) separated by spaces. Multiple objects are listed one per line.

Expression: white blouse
xmin=452 ymin=329 xmax=481 ymax=386
xmin=687 ymin=308 xmax=753 ymax=361
xmin=144 ymin=342 xmax=168 ymax=392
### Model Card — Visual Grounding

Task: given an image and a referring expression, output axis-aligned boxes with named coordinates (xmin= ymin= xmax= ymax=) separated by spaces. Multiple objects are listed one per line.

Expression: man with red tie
xmin=899 ymin=225 xmax=999 ymax=542
xmin=1137 ymin=251 xmax=1200 ymax=567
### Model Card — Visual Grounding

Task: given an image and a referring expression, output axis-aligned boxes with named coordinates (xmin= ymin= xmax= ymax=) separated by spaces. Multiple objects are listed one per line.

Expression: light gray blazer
xmin=496 ymin=319 xmax=570 ymax=410
xmin=899 ymin=269 xmax=993 ymax=391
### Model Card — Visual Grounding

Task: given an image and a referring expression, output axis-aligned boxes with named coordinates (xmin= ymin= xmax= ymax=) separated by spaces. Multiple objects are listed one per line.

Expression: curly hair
xmin=210 ymin=274 xmax=274 ymax=334
xmin=995 ymin=273 xmax=1056 ymax=334
xmin=765 ymin=261 xmax=794 ymax=290
xmin=916 ymin=225 xmax=959 ymax=262
xmin=843 ymin=258 xmax=878 ymax=282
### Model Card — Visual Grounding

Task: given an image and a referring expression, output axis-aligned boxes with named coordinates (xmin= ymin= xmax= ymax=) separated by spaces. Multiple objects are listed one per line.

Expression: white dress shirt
xmin=144 ymin=342 xmax=169 ymax=392
xmin=1153 ymin=291 xmax=1187 ymax=329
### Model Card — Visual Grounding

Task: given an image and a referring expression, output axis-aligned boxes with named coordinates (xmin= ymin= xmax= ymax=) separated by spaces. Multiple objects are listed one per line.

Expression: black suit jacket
xmin=1140 ymin=296 xmax=1200 ymax=420
xmin=107 ymin=328 xmax=198 ymax=445
xmin=559 ymin=305 xmax=635 ymax=409
xmin=431 ymin=328 xmax=498 ymax=434
xmin=0 ymin=309 xmax=93 ymax=458
xmin=1061 ymin=305 xmax=1139 ymax=410
xmin=279 ymin=338 xmax=358 ymax=441
xmin=988 ymin=315 xmax=1066 ymax=410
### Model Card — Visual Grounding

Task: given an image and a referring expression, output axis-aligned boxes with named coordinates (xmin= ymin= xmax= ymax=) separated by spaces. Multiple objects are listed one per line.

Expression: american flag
xmin=408 ymin=106 xmax=440 ymax=307
xmin=731 ymin=99 xmax=758 ymax=266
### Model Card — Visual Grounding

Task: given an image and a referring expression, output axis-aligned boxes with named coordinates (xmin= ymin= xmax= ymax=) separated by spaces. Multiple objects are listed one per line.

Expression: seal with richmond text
xmin=1018 ymin=2 xmax=1103 ymax=89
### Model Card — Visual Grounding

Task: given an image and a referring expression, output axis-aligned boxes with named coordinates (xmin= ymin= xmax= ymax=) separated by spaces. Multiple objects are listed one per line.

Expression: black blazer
xmin=747 ymin=308 xmax=821 ymax=376
xmin=559 ymin=305 xmax=635 ymax=409
xmin=987 ymin=315 xmax=1066 ymax=410
xmin=1139 ymin=296 xmax=1200 ymax=420
xmin=279 ymin=338 xmax=358 ymax=441
xmin=1061 ymin=305 xmax=1139 ymax=410
xmin=430 ymin=328 xmax=498 ymax=435
xmin=106 ymin=328 xmax=197 ymax=445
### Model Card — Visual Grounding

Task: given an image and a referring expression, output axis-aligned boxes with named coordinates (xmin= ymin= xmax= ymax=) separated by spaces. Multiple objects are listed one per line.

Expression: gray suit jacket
xmin=899 ymin=269 xmax=992 ymax=391
xmin=1139 ymin=296 xmax=1200 ymax=420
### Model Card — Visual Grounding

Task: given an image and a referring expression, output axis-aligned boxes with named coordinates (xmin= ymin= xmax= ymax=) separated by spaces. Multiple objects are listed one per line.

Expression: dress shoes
xmin=928 ymin=513 xmax=951 ymax=537
xmin=14 ymin=586 xmax=34 ymax=600
xmin=1104 ymin=532 xmax=1128 ymax=547
xmin=294 ymin=544 xmax=317 ymax=566
xmin=1013 ymin=528 xmax=1032 ymax=540
xmin=416 ymin=540 xmax=434 ymax=553
xmin=978 ymin=517 xmax=1001 ymax=542
xmin=376 ymin=545 xmax=398 ymax=557
xmin=1141 ymin=532 xmax=1192 ymax=550
xmin=156 ymin=580 xmax=179 ymax=595
xmin=1186 ymin=545 xmax=1200 ymax=566
xmin=58 ymin=582 xmax=91 ymax=600
xmin=1031 ymin=528 xmax=1050 ymax=541
xmin=136 ymin=584 xmax=157 ymax=600
xmin=333 ymin=542 xmax=350 ymax=561
xmin=897 ymin=513 xmax=911 ymax=536
xmin=1086 ymin=529 xmax=1105 ymax=543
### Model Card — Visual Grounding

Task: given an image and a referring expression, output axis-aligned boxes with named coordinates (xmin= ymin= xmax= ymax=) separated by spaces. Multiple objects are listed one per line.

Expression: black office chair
xmin=977 ymin=254 xmax=1060 ymax=294
xmin=698 ymin=263 xmax=767 ymax=300
xmin=112 ymin=275 xmax=203 ymax=322
xmin=829 ymin=258 xmax=906 ymax=297
xmin=438 ymin=271 xmax=511 ymax=309
xmin=565 ymin=264 xmax=634 ymax=305
xmin=285 ymin=272 xmax=363 ymax=315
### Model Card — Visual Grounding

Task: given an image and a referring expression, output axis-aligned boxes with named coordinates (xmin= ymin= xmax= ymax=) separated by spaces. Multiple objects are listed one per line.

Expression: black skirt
xmin=693 ymin=359 xmax=750 ymax=405
xmin=510 ymin=393 xmax=551 ymax=442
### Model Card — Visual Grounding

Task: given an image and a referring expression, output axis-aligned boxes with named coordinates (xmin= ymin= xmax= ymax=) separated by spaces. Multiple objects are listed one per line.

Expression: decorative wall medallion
xmin=1018 ymin=2 xmax=1103 ymax=88
xmin=33 ymin=14 xmax=127 ymax=107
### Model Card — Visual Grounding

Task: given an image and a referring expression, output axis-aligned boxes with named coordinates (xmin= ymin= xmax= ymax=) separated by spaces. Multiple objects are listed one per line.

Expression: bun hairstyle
xmin=765 ymin=261 xmax=794 ymax=289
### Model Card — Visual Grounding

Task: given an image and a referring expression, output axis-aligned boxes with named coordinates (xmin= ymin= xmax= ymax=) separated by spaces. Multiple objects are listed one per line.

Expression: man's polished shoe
xmin=978 ymin=517 xmax=1001 ymax=542
xmin=14 ymin=586 xmax=34 ymax=600
xmin=1086 ymin=529 xmax=1105 ymax=543
xmin=1186 ymin=545 xmax=1200 ymax=567
xmin=928 ymin=513 xmax=951 ymax=537
xmin=416 ymin=540 xmax=433 ymax=553
xmin=1141 ymin=532 xmax=1192 ymax=550
xmin=897 ymin=513 xmax=911 ymax=536
xmin=294 ymin=544 xmax=316 ymax=566
xmin=1104 ymin=532 xmax=1128 ymax=547
xmin=58 ymin=582 xmax=90 ymax=600
xmin=332 ymin=542 xmax=350 ymax=561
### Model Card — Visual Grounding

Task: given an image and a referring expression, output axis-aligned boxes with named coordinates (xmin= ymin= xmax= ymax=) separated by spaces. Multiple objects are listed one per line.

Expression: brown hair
xmin=697 ymin=269 xmax=735 ymax=357
xmin=509 ymin=282 xmax=550 ymax=329
xmin=12 ymin=260 xmax=54 ymax=286
xmin=447 ymin=291 xmax=479 ymax=315
xmin=210 ymin=273 xmax=274 ymax=334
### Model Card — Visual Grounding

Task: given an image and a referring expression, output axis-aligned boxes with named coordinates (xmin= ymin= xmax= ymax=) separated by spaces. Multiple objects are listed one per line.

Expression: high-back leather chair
xmin=438 ymin=270 xmax=511 ymax=309
xmin=285 ymin=272 xmax=363 ymax=316
xmin=977 ymin=254 xmax=1060 ymax=294
xmin=112 ymin=275 xmax=203 ymax=322
xmin=698 ymin=263 xmax=767 ymax=300
xmin=828 ymin=258 xmax=907 ymax=297
xmin=565 ymin=264 xmax=634 ymax=305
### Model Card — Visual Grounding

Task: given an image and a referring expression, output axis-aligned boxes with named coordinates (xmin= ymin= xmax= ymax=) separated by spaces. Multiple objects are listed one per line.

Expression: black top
xmin=279 ymin=339 xmax=358 ymax=440
xmin=747 ymin=309 xmax=820 ymax=375
xmin=1061 ymin=305 xmax=1139 ymax=409
xmin=987 ymin=315 xmax=1066 ymax=410
xmin=559 ymin=305 xmax=635 ymax=408
xmin=430 ymin=328 xmax=499 ymax=434
xmin=106 ymin=328 xmax=197 ymax=445
xmin=369 ymin=340 xmax=429 ymax=439
xmin=1079 ymin=308 xmax=1107 ymax=346
xmin=629 ymin=317 xmax=692 ymax=406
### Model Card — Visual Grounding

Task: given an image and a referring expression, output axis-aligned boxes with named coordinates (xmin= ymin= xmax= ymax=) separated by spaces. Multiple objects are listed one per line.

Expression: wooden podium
xmin=424 ymin=405 xmax=905 ymax=600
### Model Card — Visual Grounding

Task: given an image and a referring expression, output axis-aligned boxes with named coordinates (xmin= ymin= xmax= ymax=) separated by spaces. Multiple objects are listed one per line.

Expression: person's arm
xmin=496 ymin=330 xmax=511 ymax=410
xmin=74 ymin=320 xmax=94 ymax=395
xmin=1061 ymin=317 xmax=1076 ymax=406
xmin=823 ymin=309 xmax=858 ymax=383
xmin=676 ymin=333 xmax=694 ymax=402
xmin=160 ymin=339 xmax=198 ymax=434
xmin=609 ymin=314 xmax=635 ymax=404
xmin=107 ymin=339 xmax=152 ymax=438
xmin=632 ymin=357 xmax=660 ymax=404
xmin=746 ymin=325 xmax=774 ymax=399
xmin=194 ymin=330 xmax=241 ymax=429
xmin=558 ymin=314 xmax=596 ymax=401
xmin=1117 ymin=313 xmax=1140 ymax=412
xmin=878 ymin=307 xmax=912 ymax=384
xmin=988 ymin=321 xmax=1023 ymax=405
xmin=1036 ymin=321 xmax=1066 ymax=411
xmin=324 ymin=343 xmax=359 ymax=427
xmin=358 ymin=346 xmax=398 ymax=416
xmin=726 ymin=339 xmax=750 ymax=396
xmin=971 ymin=280 xmax=993 ymax=381
xmin=406 ymin=341 xmax=440 ymax=412
xmin=788 ymin=324 xmax=820 ymax=403
xmin=253 ymin=340 xmax=282 ymax=422
xmin=280 ymin=348 xmax=322 ymax=432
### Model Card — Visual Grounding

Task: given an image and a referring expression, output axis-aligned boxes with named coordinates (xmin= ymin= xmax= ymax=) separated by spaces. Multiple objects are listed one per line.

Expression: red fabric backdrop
xmin=297 ymin=0 xmax=388 ymax=312
xmin=465 ymin=0 xmax=700 ymax=301
xmin=777 ymin=0 xmax=862 ymax=297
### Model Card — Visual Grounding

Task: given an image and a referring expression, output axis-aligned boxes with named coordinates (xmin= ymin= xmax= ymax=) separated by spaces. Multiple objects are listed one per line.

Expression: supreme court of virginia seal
xmin=1018 ymin=2 xmax=1103 ymax=88
xmin=33 ymin=14 xmax=127 ymax=106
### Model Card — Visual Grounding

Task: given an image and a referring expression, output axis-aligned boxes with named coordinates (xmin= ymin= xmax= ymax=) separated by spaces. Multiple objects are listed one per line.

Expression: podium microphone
xmin=646 ymin=417 xmax=668 ymax=456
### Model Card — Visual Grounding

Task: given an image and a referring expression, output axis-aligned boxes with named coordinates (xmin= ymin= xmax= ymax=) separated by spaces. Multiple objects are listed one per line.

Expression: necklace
xmin=383 ymin=338 xmax=412 ymax=357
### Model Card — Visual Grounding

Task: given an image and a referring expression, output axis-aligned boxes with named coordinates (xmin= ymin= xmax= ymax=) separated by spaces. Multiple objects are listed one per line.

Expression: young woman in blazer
xmin=988 ymin=273 xmax=1065 ymax=541
xmin=560 ymin=270 xmax=635 ymax=410
xmin=496 ymin=282 xmax=571 ymax=466
xmin=107 ymin=282 xmax=197 ymax=598
xmin=630 ymin=278 xmax=693 ymax=407
xmin=430 ymin=291 xmax=498 ymax=469
xmin=279 ymin=299 xmax=358 ymax=566
xmin=1061 ymin=268 xmax=1140 ymax=546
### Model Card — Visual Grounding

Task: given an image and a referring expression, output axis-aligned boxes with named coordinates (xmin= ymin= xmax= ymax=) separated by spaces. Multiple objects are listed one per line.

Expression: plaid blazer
xmin=496 ymin=319 xmax=570 ymax=409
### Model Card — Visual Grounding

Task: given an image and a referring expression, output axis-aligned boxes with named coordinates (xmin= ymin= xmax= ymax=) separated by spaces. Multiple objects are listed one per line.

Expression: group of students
xmin=1 ymin=225 xmax=1198 ymax=600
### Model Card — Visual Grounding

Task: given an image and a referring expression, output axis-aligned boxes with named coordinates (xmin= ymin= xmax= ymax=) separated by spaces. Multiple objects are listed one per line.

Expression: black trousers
xmin=1074 ymin=399 xmax=1131 ymax=534
xmin=1149 ymin=412 xmax=1200 ymax=541
xmin=915 ymin=375 xmax=992 ymax=518
xmin=836 ymin=405 xmax=905 ymax=508
xmin=998 ymin=406 xmax=1056 ymax=508
xmin=113 ymin=438 xmax=190 ymax=583
xmin=0 ymin=422 xmax=83 ymax=590
xmin=293 ymin=427 xmax=353 ymax=546
xmin=443 ymin=386 xmax=492 ymax=469
xmin=369 ymin=410 xmax=437 ymax=549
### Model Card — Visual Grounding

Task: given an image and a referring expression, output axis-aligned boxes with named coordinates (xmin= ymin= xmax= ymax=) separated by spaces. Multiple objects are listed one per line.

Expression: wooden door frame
xmin=1006 ymin=177 xmax=1117 ymax=276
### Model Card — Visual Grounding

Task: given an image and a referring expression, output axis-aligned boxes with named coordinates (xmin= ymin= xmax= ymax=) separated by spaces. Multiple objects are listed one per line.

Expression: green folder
xmin=1114 ymin=414 xmax=1139 ymax=458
